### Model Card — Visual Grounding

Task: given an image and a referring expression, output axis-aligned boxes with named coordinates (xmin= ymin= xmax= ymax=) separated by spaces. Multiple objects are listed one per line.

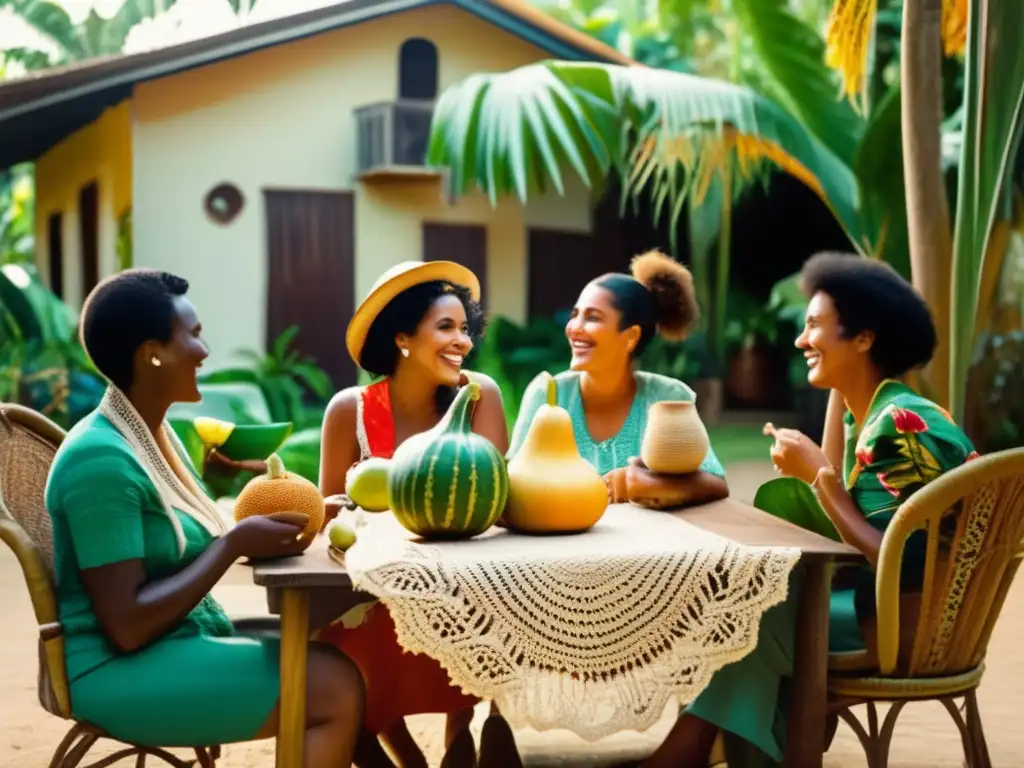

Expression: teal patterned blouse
xmin=508 ymin=370 xmax=726 ymax=478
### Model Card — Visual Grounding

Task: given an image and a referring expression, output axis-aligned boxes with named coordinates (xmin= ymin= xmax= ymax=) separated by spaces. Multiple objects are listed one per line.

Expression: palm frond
xmin=733 ymin=0 xmax=863 ymax=165
xmin=428 ymin=61 xmax=863 ymax=248
xmin=103 ymin=0 xmax=181 ymax=53
xmin=949 ymin=0 xmax=1024 ymax=420
xmin=0 ymin=0 xmax=85 ymax=61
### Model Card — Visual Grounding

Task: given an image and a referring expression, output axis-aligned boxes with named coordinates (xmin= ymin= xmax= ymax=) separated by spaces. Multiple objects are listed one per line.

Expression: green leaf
xmin=949 ymin=0 xmax=1024 ymax=421
xmin=753 ymin=476 xmax=842 ymax=542
xmin=733 ymin=0 xmax=863 ymax=166
xmin=276 ymin=427 xmax=322 ymax=484
xmin=852 ymin=83 xmax=911 ymax=277
xmin=0 ymin=262 xmax=75 ymax=343
xmin=1 ymin=46 xmax=53 ymax=70
xmin=0 ymin=0 xmax=86 ymax=61
xmin=103 ymin=0 xmax=181 ymax=53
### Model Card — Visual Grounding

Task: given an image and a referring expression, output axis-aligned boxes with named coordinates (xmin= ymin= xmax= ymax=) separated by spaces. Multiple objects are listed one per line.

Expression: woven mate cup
xmin=640 ymin=400 xmax=710 ymax=475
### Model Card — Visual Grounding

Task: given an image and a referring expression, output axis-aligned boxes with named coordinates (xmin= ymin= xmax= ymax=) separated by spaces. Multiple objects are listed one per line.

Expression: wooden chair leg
xmin=962 ymin=691 xmax=991 ymax=768
xmin=874 ymin=701 xmax=905 ymax=768
xmin=824 ymin=711 xmax=839 ymax=751
xmin=836 ymin=704 xmax=878 ymax=768
xmin=60 ymin=731 xmax=100 ymax=768
xmin=83 ymin=747 xmax=193 ymax=768
xmin=49 ymin=724 xmax=89 ymax=768
xmin=440 ymin=726 xmax=476 ymax=768
xmin=477 ymin=705 xmax=522 ymax=768
xmin=193 ymin=746 xmax=217 ymax=768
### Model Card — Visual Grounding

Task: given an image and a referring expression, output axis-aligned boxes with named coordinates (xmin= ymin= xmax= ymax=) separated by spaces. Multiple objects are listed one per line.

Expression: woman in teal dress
xmin=509 ymin=249 xmax=729 ymax=522
xmin=46 ymin=269 xmax=372 ymax=768
xmin=638 ymin=253 xmax=978 ymax=767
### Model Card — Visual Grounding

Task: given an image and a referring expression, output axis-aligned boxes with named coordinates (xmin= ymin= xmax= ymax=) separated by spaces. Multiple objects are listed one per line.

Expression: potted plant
xmin=724 ymin=292 xmax=793 ymax=409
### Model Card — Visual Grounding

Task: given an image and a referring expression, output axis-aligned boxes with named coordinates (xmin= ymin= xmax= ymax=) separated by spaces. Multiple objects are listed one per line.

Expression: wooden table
xmin=252 ymin=499 xmax=861 ymax=768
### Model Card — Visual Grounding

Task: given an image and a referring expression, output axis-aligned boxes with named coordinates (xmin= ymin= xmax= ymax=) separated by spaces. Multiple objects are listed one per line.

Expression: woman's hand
xmin=204 ymin=449 xmax=267 ymax=477
xmin=605 ymin=458 xmax=730 ymax=510
xmin=322 ymin=493 xmax=357 ymax=529
xmin=623 ymin=457 xmax=694 ymax=510
xmin=604 ymin=467 xmax=629 ymax=503
xmin=763 ymin=423 xmax=830 ymax=485
xmin=226 ymin=512 xmax=308 ymax=560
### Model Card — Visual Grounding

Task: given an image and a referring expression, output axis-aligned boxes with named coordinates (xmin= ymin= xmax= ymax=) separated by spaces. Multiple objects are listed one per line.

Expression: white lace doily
xmin=344 ymin=505 xmax=800 ymax=740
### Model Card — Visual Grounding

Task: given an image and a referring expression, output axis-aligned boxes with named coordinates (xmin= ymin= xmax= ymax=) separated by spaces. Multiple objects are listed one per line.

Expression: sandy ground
xmin=3 ymin=461 xmax=1023 ymax=767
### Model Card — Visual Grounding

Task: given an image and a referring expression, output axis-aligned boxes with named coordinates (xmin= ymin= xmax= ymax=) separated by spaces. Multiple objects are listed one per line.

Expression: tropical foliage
xmin=429 ymin=0 xmax=1023 ymax=426
xmin=0 ymin=165 xmax=34 ymax=265
xmin=0 ymin=0 xmax=181 ymax=66
xmin=0 ymin=0 xmax=269 ymax=68
xmin=0 ymin=262 xmax=105 ymax=427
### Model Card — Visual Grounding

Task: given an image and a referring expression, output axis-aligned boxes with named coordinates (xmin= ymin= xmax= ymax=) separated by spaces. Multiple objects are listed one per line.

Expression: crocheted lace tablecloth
xmin=342 ymin=505 xmax=801 ymax=740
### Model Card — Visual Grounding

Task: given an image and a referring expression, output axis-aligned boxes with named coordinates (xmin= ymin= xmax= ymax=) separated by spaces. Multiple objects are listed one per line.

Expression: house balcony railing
xmin=354 ymin=99 xmax=441 ymax=179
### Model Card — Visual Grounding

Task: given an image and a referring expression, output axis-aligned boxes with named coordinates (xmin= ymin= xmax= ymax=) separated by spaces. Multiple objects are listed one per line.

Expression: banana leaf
xmin=276 ymin=427 xmax=323 ymax=485
xmin=0 ymin=262 xmax=76 ymax=343
xmin=427 ymin=61 xmax=864 ymax=251
xmin=732 ymin=0 xmax=863 ymax=166
xmin=949 ymin=0 xmax=1024 ymax=421
xmin=852 ymin=84 xmax=911 ymax=278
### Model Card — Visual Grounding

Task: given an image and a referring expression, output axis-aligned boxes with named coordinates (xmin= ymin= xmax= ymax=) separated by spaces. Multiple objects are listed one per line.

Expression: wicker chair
xmin=0 ymin=403 xmax=224 ymax=768
xmin=826 ymin=447 xmax=1024 ymax=768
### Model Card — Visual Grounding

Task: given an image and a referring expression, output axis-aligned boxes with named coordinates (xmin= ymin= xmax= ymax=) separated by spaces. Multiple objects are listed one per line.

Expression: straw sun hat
xmin=345 ymin=260 xmax=482 ymax=367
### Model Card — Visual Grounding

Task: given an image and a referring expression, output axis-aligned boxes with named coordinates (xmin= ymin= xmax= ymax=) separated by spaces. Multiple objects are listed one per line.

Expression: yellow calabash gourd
xmin=505 ymin=373 xmax=608 ymax=534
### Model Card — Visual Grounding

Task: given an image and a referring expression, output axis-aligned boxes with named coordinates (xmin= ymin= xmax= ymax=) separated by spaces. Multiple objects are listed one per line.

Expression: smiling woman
xmin=44 ymin=269 xmax=367 ymax=766
xmin=509 ymin=249 xmax=729 ymax=510
xmin=317 ymin=260 xmax=510 ymax=767
xmin=631 ymin=253 xmax=979 ymax=768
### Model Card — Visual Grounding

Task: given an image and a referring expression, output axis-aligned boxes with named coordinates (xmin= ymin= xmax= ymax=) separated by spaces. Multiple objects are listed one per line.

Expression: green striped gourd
xmin=387 ymin=380 xmax=508 ymax=539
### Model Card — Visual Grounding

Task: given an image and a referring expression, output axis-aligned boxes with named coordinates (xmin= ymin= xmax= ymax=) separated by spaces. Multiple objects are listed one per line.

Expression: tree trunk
xmin=901 ymin=0 xmax=953 ymax=408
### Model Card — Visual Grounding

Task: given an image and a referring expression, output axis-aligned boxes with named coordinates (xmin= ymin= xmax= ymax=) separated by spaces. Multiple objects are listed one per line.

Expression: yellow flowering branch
xmin=826 ymin=0 xmax=968 ymax=113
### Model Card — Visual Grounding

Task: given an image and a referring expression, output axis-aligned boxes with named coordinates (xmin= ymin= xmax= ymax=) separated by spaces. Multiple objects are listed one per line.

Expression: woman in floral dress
xmin=634 ymin=253 xmax=978 ymax=767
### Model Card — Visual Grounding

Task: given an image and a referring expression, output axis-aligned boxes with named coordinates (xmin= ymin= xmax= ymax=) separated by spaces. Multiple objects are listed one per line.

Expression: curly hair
xmin=800 ymin=252 xmax=937 ymax=379
xmin=80 ymin=268 xmax=190 ymax=391
xmin=359 ymin=280 xmax=485 ymax=412
xmin=595 ymin=249 xmax=700 ymax=357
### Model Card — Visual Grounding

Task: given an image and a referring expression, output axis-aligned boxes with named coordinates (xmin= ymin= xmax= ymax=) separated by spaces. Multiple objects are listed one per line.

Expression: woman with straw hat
xmin=318 ymin=261 xmax=509 ymax=767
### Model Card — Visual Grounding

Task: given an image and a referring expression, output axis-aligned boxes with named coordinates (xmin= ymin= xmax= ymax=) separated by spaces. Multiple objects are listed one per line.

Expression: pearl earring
xmin=400 ymin=348 xmax=410 ymax=358
xmin=151 ymin=357 xmax=162 ymax=367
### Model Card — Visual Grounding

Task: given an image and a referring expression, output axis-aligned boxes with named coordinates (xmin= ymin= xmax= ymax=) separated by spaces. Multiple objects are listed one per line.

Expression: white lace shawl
xmin=98 ymin=387 xmax=230 ymax=556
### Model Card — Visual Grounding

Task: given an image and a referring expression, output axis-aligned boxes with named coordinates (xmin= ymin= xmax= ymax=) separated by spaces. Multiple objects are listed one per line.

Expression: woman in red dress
xmin=318 ymin=261 xmax=509 ymax=767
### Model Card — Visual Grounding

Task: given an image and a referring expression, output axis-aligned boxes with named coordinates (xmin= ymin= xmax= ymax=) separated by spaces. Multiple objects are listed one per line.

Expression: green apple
xmin=327 ymin=520 xmax=357 ymax=551
xmin=345 ymin=457 xmax=392 ymax=511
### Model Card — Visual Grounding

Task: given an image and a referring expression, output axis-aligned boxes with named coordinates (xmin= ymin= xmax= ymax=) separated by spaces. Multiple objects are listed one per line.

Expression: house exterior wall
xmin=130 ymin=3 xmax=593 ymax=371
xmin=33 ymin=100 xmax=132 ymax=310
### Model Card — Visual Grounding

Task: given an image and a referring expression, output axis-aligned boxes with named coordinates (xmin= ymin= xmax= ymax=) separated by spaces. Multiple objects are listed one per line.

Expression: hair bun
xmin=629 ymin=249 xmax=699 ymax=342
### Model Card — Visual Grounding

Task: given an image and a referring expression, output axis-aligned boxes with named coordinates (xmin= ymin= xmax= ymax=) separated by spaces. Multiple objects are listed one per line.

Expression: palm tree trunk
xmin=900 ymin=0 xmax=953 ymax=408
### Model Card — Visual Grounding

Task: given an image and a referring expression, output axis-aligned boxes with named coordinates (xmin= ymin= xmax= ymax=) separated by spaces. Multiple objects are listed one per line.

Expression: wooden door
xmin=527 ymin=228 xmax=611 ymax=320
xmin=265 ymin=190 xmax=356 ymax=388
xmin=422 ymin=223 xmax=487 ymax=309
xmin=78 ymin=182 xmax=99 ymax=299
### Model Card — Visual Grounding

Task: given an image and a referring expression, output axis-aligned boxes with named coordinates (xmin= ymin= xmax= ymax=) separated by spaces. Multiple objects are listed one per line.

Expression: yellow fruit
xmin=234 ymin=454 xmax=325 ymax=546
xmin=327 ymin=520 xmax=357 ymax=551
xmin=194 ymin=416 xmax=235 ymax=447
xmin=505 ymin=373 xmax=608 ymax=534
xmin=345 ymin=458 xmax=392 ymax=511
